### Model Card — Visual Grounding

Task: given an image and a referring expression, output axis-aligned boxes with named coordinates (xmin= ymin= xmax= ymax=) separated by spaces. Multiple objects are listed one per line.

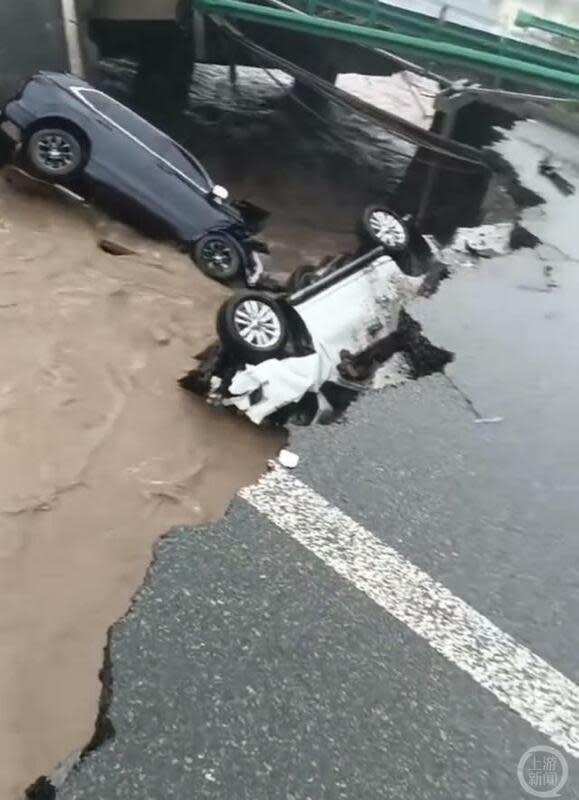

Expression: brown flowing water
xmin=0 ymin=170 xmax=282 ymax=797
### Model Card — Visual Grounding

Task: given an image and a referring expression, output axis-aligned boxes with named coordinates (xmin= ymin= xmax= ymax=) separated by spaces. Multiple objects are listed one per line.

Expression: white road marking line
xmin=241 ymin=466 xmax=579 ymax=758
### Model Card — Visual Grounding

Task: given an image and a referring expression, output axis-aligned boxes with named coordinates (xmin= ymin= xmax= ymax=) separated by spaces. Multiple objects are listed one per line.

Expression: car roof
xmin=36 ymin=71 xmax=92 ymax=92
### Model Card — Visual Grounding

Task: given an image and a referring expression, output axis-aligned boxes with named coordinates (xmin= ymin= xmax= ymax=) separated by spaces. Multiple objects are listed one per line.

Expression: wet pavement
xmin=53 ymin=119 xmax=579 ymax=799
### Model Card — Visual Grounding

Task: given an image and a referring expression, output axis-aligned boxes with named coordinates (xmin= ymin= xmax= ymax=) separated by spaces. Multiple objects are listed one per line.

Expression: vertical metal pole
xmin=193 ymin=9 xmax=207 ymax=61
xmin=416 ymin=100 xmax=458 ymax=228
xmin=60 ymin=0 xmax=85 ymax=76
xmin=439 ymin=4 xmax=449 ymax=24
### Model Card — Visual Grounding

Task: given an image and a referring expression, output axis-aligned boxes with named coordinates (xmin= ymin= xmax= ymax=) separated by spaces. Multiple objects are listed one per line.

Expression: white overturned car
xmin=182 ymin=208 xmax=435 ymax=425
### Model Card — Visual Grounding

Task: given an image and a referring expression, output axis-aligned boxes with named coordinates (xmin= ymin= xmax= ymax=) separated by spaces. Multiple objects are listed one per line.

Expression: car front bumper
xmin=234 ymin=200 xmax=270 ymax=234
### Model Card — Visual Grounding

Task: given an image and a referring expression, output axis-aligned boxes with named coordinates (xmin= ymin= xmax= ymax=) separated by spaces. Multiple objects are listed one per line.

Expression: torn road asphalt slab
xmin=56 ymin=491 xmax=557 ymax=800
xmin=53 ymin=475 xmax=579 ymax=800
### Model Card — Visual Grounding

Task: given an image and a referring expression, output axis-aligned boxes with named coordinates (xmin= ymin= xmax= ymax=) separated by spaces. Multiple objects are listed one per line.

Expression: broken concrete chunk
xmin=278 ymin=449 xmax=300 ymax=469
xmin=451 ymin=223 xmax=514 ymax=257
xmin=539 ymin=157 xmax=575 ymax=197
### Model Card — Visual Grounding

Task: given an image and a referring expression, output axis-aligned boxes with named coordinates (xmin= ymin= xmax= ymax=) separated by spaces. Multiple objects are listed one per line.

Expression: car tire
xmin=359 ymin=206 xmax=410 ymax=254
xmin=193 ymin=233 xmax=244 ymax=283
xmin=25 ymin=126 xmax=85 ymax=180
xmin=217 ymin=291 xmax=288 ymax=364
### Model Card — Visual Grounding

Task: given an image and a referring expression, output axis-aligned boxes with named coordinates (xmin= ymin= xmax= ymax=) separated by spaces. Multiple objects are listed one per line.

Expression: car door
xmin=74 ymin=88 xmax=210 ymax=238
xmin=147 ymin=134 xmax=230 ymax=241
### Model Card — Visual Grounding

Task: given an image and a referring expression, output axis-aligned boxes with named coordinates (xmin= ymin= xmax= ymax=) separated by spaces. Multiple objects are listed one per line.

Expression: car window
xmin=157 ymin=141 xmax=212 ymax=190
xmin=75 ymin=88 xmax=168 ymax=152
xmin=75 ymin=88 xmax=211 ymax=190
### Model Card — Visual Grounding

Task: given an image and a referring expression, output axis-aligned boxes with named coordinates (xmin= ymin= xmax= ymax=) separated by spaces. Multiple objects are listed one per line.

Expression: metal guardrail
xmin=193 ymin=0 xmax=579 ymax=95
xmin=382 ymin=0 xmax=498 ymax=28
xmin=516 ymin=11 xmax=579 ymax=45
xmin=291 ymin=0 xmax=579 ymax=75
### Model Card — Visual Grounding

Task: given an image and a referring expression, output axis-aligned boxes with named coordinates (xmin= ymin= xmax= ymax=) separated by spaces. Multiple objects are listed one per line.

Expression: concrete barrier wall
xmin=0 ymin=0 xmax=68 ymax=103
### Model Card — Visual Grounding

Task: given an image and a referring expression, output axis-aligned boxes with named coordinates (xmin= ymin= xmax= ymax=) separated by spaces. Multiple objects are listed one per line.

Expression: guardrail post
xmin=368 ymin=0 xmax=379 ymax=28
xmin=416 ymin=92 xmax=461 ymax=226
xmin=193 ymin=8 xmax=207 ymax=60
xmin=60 ymin=0 xmax=85 ymax=76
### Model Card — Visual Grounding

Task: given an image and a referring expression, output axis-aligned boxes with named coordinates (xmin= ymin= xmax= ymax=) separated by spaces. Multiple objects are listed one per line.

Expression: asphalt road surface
xmin=54 ymin=121 xmax=579 ymax=800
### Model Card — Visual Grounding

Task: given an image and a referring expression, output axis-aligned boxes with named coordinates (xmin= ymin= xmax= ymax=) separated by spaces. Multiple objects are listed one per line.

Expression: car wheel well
xmin=25 ymin=118 xmax=91 ymax=155
xmin=279 ymin=300 xmax=315 ymax=355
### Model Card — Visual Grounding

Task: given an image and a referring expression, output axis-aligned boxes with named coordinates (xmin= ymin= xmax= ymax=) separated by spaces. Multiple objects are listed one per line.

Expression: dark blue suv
xmin=0 ymin=72 xmax=269 ymax=284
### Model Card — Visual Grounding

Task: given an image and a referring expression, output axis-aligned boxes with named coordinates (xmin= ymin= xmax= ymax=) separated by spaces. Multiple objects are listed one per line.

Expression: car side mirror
xmin=212 ymin=185 xmax=229 ymax=202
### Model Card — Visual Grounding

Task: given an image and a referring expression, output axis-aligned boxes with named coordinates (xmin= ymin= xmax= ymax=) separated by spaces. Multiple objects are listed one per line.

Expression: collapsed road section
xmin=49 ymin=117 xmax=579 ymax=800
xmin=0 ymin=167 xmax=282 ymax=800
xmin=0 ymin=28 xmax=574 ymax=800
xmin=0 ymin=66 xmax=454 ymax=798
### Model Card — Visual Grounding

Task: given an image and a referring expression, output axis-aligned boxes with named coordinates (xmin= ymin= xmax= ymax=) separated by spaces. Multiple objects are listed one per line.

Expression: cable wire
xmin=213 ymin=16 xmax=490 ymax=175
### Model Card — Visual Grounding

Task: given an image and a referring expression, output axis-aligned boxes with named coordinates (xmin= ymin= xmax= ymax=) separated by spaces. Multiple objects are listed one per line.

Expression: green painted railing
xmin=194 ymin=0 xmax=579 ymax=95
xmin=516 ymin=11 xmax=579 ymax=45
xmin=295 ymin=0 xmax=579 ymax=74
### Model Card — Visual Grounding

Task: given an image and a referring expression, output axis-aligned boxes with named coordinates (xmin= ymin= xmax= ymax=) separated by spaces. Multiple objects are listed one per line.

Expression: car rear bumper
xmin=1 ymin=100 xmax=34 ymax=140
xmin=0 ymin=119 xmax=22 ymax=142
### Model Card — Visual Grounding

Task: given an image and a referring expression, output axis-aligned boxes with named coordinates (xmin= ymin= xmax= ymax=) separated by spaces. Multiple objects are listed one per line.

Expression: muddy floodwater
xmin=0 ymin=171 xmax=282 ymax=798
